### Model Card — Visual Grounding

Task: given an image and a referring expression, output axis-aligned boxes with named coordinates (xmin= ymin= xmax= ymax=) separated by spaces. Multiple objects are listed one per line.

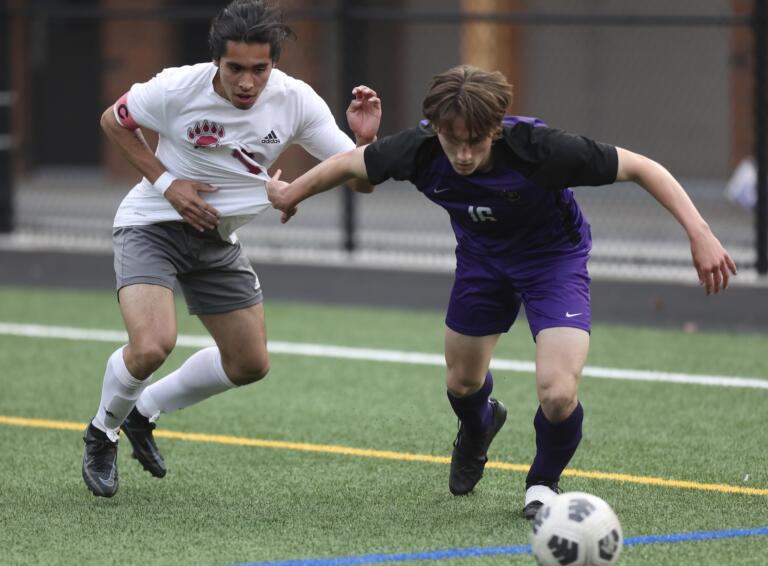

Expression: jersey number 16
xmin=468 ymin=205 xmax=496 ymax=222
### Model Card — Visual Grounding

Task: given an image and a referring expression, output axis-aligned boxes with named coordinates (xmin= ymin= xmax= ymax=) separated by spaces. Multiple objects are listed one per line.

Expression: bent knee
xmin=446 ymin=370 xmax=487 ymax=397
xmin=126 ymin=339 xmax=175 ymax=377
xmin=540 ymin=391 xmax=577 ymax=416
xmin=537 ymin=382 xmax=578 ymax=422
xmin=225 ymin=357 xmax=270 ymax=385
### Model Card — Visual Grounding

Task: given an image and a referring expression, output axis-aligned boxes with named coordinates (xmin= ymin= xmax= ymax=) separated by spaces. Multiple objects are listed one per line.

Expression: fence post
xmin=0 ymin=0 xmax=14 ymax=233
xmin=755 ymin=0 xmax=767 ymax=275
xmin=339 ymin=0 xmax=358 ymax=253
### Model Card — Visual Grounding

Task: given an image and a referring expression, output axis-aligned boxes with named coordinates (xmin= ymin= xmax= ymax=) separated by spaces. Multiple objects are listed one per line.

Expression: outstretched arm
xmin=266 ymin=146 xmax=369 ymax=223
xmin=615 ymin=147 xmax=737 ymax=294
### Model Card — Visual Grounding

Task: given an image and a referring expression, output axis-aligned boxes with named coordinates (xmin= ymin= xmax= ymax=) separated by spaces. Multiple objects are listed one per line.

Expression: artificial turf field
xmin=0 ymin=285 xmax=766 ymax=565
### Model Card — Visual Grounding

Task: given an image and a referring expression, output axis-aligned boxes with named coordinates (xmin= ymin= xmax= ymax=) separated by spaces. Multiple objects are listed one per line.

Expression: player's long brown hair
xmin=422 ymin=65 xmax=512 ymax=139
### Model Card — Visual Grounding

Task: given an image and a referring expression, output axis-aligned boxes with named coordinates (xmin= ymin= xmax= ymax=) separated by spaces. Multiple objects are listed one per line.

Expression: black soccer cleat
xmin=521 ymin=481 xmax=561 ymax=520
xmin=121 ymin=407 xmax=167 ymax=478
xmin=82 ymin=422 xmax=119 ymax=497
xmin=449 ymin=398 xmax=507 ymax=495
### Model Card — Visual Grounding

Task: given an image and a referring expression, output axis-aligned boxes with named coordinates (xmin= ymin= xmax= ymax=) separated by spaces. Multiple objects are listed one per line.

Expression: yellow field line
xmin=2 ymin=414 xmax=766 ymax=497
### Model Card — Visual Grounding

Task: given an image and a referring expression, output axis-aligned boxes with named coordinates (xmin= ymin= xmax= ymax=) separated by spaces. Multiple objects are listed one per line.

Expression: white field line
xmin=1 ymin=322 xmax=766 ymax=390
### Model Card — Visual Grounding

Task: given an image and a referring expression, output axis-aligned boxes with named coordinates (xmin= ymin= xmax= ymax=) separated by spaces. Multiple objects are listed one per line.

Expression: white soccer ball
xmin=530 ymin=491 xmax=623 ymax=566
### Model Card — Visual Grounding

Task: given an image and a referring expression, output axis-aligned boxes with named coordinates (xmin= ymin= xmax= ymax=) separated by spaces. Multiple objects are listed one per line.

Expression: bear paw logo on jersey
xmin=187 ymin=120 xmax=225 ymax=147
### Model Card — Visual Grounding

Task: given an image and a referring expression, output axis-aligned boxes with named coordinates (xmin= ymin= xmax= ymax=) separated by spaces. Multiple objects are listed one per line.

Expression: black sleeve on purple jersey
xmin=363 ymin=125 xmax=437 ymax=185
xmin=505 ymin=124 xmax=618 ymax=190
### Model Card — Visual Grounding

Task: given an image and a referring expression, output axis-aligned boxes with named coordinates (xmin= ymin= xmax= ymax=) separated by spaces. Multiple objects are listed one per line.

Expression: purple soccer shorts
xmin=445 ymin=247 xmax=591 ymax=339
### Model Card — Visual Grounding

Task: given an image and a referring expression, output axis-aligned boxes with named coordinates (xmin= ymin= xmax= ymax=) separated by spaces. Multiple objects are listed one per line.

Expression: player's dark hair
xmin=209 ymin=0 xmax=296 ymax=62
xmin=422 ymin=65 xmax=512 ymax=139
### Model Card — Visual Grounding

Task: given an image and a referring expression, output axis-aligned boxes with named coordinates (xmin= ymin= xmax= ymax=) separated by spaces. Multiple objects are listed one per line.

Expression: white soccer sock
xmin=92 ymin=346 xmax=149 ymax=442
xmin=135 ymin=347 xmax=236 ymax=419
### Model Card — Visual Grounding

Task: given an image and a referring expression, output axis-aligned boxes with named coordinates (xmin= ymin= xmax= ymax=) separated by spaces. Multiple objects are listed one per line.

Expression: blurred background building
xmin=2 ymin=0 xmax=767 ymax=284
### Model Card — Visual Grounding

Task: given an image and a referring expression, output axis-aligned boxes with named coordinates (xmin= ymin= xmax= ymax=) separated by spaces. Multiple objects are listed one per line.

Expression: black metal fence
xmin=1 ymin=1 xmax=766 ymax=279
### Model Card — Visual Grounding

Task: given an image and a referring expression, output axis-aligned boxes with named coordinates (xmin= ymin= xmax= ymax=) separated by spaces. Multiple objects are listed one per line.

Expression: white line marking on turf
xmin=1 ymin=322 xmax=767 ymax=389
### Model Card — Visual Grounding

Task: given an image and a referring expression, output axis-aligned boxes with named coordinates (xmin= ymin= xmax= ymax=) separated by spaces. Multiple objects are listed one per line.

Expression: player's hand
xmin=164 ymin=179 xmax=221 ymax=232
xmin=346 ymin=85 xmax=381 ymax=145
xmin=266 ymin=169 xmax=298 ymax=223
xmin=689 ymin=227 xmax=737 ymax=295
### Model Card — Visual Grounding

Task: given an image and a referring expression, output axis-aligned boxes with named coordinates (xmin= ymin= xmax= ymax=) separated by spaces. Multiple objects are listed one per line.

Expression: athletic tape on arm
xmin=113 ymin=92 xmax=139 ymax=130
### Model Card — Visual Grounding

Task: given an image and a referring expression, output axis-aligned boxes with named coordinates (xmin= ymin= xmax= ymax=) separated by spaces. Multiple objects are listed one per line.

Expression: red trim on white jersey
xmin=113 ymin=92 xmax=139 ymax=130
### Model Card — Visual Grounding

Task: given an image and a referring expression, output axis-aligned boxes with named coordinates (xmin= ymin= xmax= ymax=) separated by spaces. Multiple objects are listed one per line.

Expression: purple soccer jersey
xmin=363 ymin=117 xmax=617 ymax=337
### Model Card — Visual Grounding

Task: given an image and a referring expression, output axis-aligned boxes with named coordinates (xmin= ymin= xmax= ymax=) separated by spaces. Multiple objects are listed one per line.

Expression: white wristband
xmin=153 ymin=171 xmax=177 ymax=195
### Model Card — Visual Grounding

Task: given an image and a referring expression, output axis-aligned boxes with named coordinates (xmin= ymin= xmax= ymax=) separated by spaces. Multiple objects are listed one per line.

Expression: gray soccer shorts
xmin=113 ymin=222 xmax=263 ymax=315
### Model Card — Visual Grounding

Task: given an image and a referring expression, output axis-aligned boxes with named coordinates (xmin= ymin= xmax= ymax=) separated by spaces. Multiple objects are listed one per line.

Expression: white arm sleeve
xmin=294 ymin=83 xmax=355 ymax=160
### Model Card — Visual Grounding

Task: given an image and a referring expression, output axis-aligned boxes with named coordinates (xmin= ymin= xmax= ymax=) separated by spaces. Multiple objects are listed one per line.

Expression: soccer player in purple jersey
xmin=266 ymin=65 xmax=737 ymax=519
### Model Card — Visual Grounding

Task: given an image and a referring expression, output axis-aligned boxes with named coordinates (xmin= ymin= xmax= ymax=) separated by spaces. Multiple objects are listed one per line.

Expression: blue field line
xmin=236 ymin=545 xmax=531 ymax=566
xmin=624 ymin=526 xmax=768 ymax=546
xmin=237 ymin=526 xmax=768 ymax=566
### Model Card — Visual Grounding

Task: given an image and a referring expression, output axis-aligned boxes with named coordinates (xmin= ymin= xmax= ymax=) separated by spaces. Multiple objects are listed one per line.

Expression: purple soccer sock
xmin=526 ymin=402 xmax=584 ymax=486
xmin=447 ymin=372 xmax=494 ymax=434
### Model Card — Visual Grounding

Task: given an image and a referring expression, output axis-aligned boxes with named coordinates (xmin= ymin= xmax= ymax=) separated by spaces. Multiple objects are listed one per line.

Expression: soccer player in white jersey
xmin=82 ymin=0 xmax=382 ymax=497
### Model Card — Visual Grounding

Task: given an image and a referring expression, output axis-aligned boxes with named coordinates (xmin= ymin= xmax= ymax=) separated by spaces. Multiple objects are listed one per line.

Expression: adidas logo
xmin=260 ymin=130 xmax=280 ymax=144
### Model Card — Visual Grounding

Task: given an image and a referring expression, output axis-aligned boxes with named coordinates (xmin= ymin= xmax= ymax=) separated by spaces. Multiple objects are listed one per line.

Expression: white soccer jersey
xmin=112 ymin=63 xmax=355 ymax=237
